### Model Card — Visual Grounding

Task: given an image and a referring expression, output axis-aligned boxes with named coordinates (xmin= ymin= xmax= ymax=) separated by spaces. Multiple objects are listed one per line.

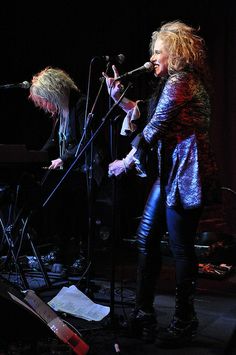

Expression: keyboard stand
xmin=0 ymin=182 xmax=51 ymax=290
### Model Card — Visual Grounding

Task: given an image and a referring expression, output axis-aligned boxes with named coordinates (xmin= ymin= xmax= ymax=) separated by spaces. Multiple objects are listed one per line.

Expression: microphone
xmin=0 ymin=81 xmax=30 ymax=89
xmin=100 ymin=54 xmax=125 ymax=64
xmin=115 ymin=62 xmax=154 ymax=81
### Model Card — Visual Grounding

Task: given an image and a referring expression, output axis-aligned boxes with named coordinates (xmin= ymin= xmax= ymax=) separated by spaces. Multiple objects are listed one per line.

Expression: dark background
xmin=0 ymin=1 xmax=235 ymax=191
xmin=0 ymin=5 xmax=236 ymax=354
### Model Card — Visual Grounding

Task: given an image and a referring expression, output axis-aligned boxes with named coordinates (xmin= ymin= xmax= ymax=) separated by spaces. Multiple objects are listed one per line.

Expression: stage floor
xmin=0 ymin=241 xmax=236 ymax=354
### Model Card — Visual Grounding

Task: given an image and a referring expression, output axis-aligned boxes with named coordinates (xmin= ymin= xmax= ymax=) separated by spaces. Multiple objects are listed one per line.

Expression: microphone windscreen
xmin=144 ymin=62 xmax=154 ymax=72
xmin=117 ymin=54 xmax=125 ymax=65
xmin=21 ymin=81 xmax=30 ymax=89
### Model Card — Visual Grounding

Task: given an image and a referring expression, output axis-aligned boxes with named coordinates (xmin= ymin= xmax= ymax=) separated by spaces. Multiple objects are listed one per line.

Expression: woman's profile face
xmin=34 ymin=95 xmax=57 ymax=115
xmin=150 ymin=39 xmax=169 ymax=77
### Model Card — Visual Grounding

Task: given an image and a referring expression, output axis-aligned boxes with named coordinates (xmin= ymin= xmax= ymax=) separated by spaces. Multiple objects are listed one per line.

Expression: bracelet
xmin=122 ymin=158 xmax=128 ymax=174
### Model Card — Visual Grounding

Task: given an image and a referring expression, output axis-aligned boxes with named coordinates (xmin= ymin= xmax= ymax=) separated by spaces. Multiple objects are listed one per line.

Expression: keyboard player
xmin=29 ymin=67 xmax=105 ymax=269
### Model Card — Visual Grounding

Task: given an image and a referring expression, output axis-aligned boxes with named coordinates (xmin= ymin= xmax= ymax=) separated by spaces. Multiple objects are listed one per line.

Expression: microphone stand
xmin=76 ymin=59 xmax=111 ymax=296
xmin=108 ymin=113 xmax=122 ymax=326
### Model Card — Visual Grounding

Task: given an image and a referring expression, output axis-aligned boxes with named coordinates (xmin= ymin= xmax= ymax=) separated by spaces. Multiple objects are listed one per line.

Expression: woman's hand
xmin=108 ymin=159 xmax=126 ymax=177
xmin=102 ymin=65 xmax=124 ymax=101
xmin=108 ymin=148 xmax=136 ymax=177
xmin=49 ymin=158 xmax=63 ymax=169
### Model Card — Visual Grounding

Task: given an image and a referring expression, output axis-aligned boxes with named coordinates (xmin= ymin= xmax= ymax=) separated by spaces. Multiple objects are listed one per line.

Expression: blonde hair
xmin=29 ymin=67 xmax=79 ymax=113
xmin=150 ymin=20 xmax=207 ymax=75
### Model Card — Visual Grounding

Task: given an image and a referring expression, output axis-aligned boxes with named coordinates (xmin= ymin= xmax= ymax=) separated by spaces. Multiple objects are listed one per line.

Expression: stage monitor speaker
xmin=0 ymin=276 xmax=89 ymax=354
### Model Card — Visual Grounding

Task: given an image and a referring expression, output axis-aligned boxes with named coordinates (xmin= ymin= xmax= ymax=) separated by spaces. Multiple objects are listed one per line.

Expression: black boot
xmin=126 ymin=253 xmax=160 ymax=343
xmin=127 ymin=308 xmax=157 ymax=343
xmin=156 ymin=280 xmax=199 ymax=347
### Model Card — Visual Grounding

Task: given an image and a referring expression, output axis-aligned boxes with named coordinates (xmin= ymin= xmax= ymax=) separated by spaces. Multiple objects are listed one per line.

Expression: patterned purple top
xmin=132 ymin=71 xmax=219 ymax=208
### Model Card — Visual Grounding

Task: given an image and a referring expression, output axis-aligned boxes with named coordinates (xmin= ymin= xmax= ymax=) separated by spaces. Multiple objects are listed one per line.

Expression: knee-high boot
xmin=156 ymin=280 xmax=199 ymax=347
xmin=127 ymin=252 xmax=160 ymax=342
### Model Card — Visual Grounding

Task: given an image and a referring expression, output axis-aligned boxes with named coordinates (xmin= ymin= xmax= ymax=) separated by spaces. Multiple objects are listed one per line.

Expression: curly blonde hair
xmin=29 ymin=67 xmax=79 ymax=113
xmin=150 ymin=20 xmax=208 ymax=76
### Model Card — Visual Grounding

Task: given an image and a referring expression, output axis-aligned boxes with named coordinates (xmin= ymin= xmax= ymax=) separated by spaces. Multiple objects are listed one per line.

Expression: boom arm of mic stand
xmin=42 ymin=83 xmax=132 ymax=208
xmin=75 ymin=62 xmax=111 ymax=159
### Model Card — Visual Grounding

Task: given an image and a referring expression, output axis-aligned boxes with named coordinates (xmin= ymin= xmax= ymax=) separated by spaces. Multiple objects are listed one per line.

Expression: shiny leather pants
xmin=135 ymin=179 xmax=202 ymax=312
